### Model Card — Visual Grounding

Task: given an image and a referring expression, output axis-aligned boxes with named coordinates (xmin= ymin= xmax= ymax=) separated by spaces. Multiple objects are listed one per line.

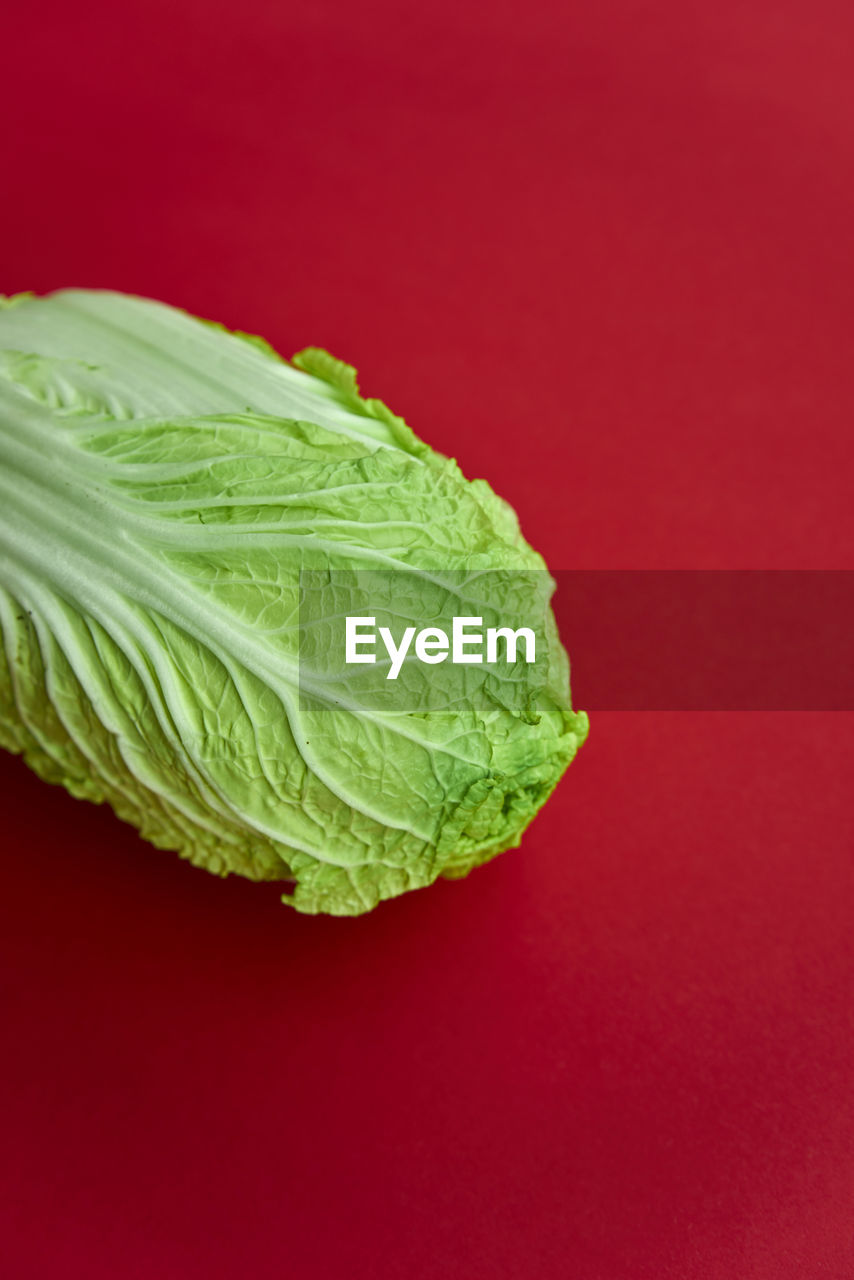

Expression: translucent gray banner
xmin=297 ymin=570 xmax=854 ymax=712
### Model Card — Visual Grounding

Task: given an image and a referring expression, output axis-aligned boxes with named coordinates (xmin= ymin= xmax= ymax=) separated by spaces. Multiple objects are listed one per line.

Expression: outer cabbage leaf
xmin=0 ymin=289 xmax=587 ymax=915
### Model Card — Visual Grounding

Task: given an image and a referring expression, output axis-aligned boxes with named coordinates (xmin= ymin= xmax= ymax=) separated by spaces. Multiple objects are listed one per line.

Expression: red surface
xmin=2 ymin=3 xmax=853 ymax=1277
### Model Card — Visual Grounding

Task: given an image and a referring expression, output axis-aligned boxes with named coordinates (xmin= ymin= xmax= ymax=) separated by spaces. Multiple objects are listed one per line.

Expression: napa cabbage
xmin=0 ymin=290 xmax=587 ymax=914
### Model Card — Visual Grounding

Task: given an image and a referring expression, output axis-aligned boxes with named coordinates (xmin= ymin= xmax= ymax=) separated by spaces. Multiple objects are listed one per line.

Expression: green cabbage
xmin=0 ymin=289 xmax=587 ymax=915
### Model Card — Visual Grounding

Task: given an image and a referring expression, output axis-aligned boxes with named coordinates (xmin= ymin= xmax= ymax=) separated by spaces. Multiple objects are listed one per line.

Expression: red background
xmin=2 ymin=3 xmax=853 ymax=1277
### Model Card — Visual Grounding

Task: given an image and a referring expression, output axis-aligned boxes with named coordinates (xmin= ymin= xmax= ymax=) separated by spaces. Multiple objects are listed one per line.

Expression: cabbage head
xmin=0 ymin=290 xmax=587 ymax=914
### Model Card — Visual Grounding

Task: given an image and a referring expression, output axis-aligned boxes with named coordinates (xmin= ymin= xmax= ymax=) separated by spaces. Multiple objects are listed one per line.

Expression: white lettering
xmin=486 ymin=626 xmax=536 ymax=664
xmin=343 ymin=617 xmax=537 ymax=674
xmin=452 ymin=616 xmax=483 ymax=664
xmin=379 ymin=625 xmax=416 ymax=680
xmin=345 ymin=616 xmax=376 ymax=664
xmin=415 ymin=627 xmax=449 ymax=664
